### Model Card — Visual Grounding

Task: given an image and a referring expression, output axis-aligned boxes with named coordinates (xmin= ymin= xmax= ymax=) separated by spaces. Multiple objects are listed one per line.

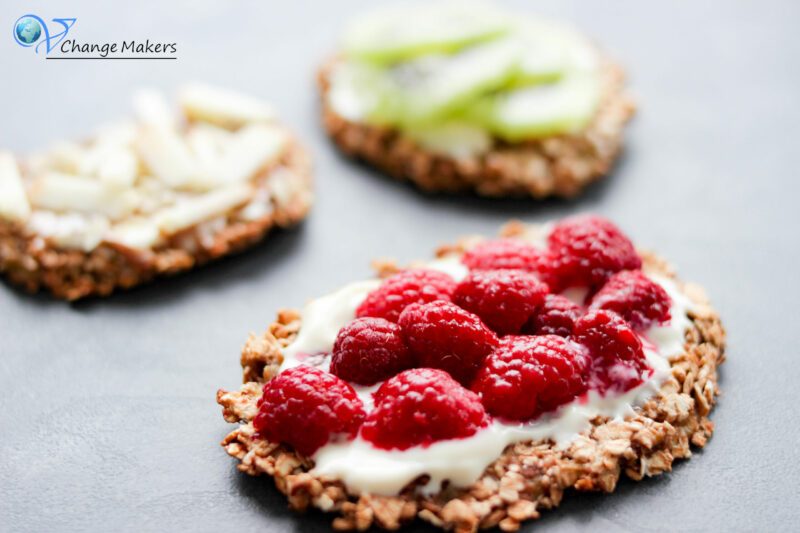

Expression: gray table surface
xmin=1 ymin=0 xmax=799 ymax=531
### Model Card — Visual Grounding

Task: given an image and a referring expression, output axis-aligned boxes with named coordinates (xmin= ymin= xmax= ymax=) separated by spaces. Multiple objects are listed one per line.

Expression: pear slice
xmin=375 ymin=38 xmax=521 ymax=124
xmin=178 ymin=84 xmax=275 ymax=129
xmin=28 ymin=172 xmax=141 ymax=220
xmin=0 ymin=152 xmax=30 ymax=222
xmin=155 ymin=184 xmax=251 ymax=234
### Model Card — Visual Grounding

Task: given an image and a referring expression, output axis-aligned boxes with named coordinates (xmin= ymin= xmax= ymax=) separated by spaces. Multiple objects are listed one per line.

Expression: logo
xmin=12 ymin=14 xmax=177 ymax=60
xmin=13 ymin=14 xmax=76 ymax=54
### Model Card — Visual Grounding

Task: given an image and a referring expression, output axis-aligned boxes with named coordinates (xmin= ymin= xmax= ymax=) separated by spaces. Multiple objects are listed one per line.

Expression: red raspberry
xmin=472 ymin=335 xmax=588 ymax=421
xmin=573 ymin=310 xmax=649 ymax=393
xmin=547 ymin=215 xmax=642 ymax=290
xmin=589 ymin=270 xmax=672 ymax=330
xmin=361 ymin=368 xmax=489 ymax=450
xmin=253 ymin=366 xmax=365 ymax=456
xmin=453 ymin=269 xmax=549 ymax=335
xmin=330 ymin=317 xmax=414 ymax=385
xmin=356 ymin=269 xmax=455 ymax=323
xmin=525 ymin=294 xmax=583 ymax=337
xmin=398 ymin=301 xmax=499 ymax=385
xmin=461 ymin=239 xmax=557 ymax=288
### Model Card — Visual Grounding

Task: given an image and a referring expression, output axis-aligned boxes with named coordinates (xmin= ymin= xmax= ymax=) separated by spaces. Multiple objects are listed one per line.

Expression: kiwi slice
xmin=472 ymin=72 xmax=601 ymax=141
xmin=374 ymin=38 xmax=522 ymax=124
xmin=342 ymin=1 xmax=511 ymax=63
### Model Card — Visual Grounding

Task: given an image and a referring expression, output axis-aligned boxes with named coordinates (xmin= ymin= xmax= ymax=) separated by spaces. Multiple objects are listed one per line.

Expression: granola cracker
xmin=318 ymin=58 xmax=636 ymax=199
xmin=217 ymin=222 xmax=725 ymax=531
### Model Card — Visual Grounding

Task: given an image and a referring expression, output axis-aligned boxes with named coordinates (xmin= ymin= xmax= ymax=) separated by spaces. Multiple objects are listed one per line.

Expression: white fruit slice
xmin=105 ymin=217 xmax=161 ymax=250
xmin=0 ymin=152 xmax=31 ymax=222
xmin=187 ymin=123 xmax=233 ymax=158
xmin=133 ymin=89 xmax=175 ymax=130
xmin=95 ymin=148 xmax=139 ymax=188
xmin=155 ymin=184 xmax=251 ymax=234
xmin=406 ymin=122 xmax=491 ymax=159
xmin=378 ymin=38 xmax=521 ymax=124
xmin=28 ymin=172 xmax=140 ymax=219
xmin=75 ymin=143 xmax=139 ymax=188
xmin=43 ymin=142 xmax=86 ymax=175
xmin=136 ymin=124 xmax=201 ymax=189
xmin=342 ymin=1 xmax=511 ymax=63
xmin=474 ymin=72 xmax=600 ymax=141
xmin=178 ymin=84 xmax=275 ymax=129
xmin=216 ymin=124 xmax=289 ymax=184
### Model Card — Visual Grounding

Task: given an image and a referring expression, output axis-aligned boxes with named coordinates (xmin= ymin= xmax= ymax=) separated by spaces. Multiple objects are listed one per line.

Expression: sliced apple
xmin=178 ymin=84 xmax=275 ymax=129
xmin=0 ymin=152 xmax=31 ymax=222
xmin=342 ymin=1 xmax=511 ymax=63
xmin=216 ymin=124 xmax=288 ymax=184
xmin=473 ymin=72 xmax=600 ymax=141
xmin=376 ymin=38 xmax=521 ymax=124
xmin=136 ymin=124 xmax=201 ymax=189
xmin=155 ymin=184 xmax=251 ymax=234
xmin=105 ymin=217 xmax=161 ymax=250
xmin=28 ymin=172 xmax=141 ymax=219
xmin=133 ymin=89 xmax=175 ymax=131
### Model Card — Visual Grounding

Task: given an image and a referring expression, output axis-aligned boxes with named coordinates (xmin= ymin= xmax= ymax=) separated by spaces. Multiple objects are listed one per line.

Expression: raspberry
xmin=573 ymin=310 xmax=649 ymax=393
xmin=525 ymin=294 xmax=583 ymax=337
xmin=356 ymin=269 xmax=456 ymax=323
xmin=453 ymin=269 xmax=549 ymax=335
xmin=472 ymin=335 xmax=588 ymax=421
xmin=398 ymin=301 xmax=499 ymax=385
xmin=547 ymin=215 xmax=641 ymax=290
xmin=253 ymin=366 xmax=365 ymax=456
xmin=330 ymin=317 xmax=414 ymax=385
xmin=361 ymin=368 xmax=489 ymax=450
xmin=589 ymin=270 xmax=672 ymax=330
xmin=461 ymin=239 xmax=557 ymax=288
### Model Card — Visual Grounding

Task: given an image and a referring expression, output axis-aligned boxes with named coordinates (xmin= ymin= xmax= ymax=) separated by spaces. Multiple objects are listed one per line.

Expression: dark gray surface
xmin=1 ymin=0 xmax=799 ymax=531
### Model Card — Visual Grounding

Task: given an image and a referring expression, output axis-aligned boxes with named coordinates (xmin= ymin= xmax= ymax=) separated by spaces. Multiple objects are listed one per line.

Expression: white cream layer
xmin=277 ymin=256 xmax=694 ymax=496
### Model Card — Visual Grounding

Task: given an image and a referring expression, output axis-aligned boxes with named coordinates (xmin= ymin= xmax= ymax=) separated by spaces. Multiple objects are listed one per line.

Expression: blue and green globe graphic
xmin=15 ymin=16 xmax=42 ymax=45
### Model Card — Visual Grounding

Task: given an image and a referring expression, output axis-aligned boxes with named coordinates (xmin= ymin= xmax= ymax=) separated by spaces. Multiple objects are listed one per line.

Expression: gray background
xmin=1 ymin=0 xmax=798 ymax=531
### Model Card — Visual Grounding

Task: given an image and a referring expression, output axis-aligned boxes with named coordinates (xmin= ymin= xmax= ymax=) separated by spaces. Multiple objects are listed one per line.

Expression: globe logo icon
xmin=15 ymin=17 xmax=42 ymax=45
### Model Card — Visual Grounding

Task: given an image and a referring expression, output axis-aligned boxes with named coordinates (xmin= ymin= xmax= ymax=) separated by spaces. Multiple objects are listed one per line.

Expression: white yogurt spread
xmin=276 ymin=256 xmax=694 ymax=496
